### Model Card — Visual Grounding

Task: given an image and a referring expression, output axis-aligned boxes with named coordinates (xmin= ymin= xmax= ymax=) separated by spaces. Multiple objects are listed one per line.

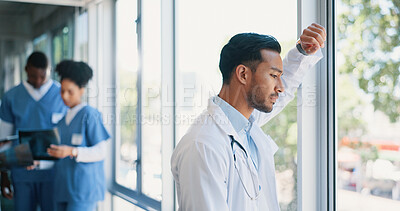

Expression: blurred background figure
xmin=0 ymin=52 xmax=68 ymax=211
xmin=47 ymin=60 xmax=110 ymax=211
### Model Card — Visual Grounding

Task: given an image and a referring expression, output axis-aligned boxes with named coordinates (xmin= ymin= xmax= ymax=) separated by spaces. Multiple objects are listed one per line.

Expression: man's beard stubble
xmin=247 ymin=80 xmax=277 ymax=113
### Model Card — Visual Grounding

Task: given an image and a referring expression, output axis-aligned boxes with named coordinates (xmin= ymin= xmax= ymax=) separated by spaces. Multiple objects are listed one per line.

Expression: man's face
xmin=26 ymin=65 xmax=47 ymax=89
xmin=247 ymin=49 xmax=284 ymax=113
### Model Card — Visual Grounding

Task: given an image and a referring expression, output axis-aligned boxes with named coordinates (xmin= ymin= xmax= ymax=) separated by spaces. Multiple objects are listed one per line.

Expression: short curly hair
xmin=27 ymin=51 xmax=48 ymax=69
xmin=55 ymin=60 xmax=93 ymax=88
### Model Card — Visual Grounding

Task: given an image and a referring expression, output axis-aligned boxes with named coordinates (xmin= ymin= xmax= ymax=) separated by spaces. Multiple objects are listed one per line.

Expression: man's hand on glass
xmin=299 ymin=23 xmax=326 ymax=55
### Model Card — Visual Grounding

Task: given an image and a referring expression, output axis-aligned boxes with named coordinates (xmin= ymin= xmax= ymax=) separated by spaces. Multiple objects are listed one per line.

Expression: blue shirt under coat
xmin=213 ymin=96 xmax=259 ymax=170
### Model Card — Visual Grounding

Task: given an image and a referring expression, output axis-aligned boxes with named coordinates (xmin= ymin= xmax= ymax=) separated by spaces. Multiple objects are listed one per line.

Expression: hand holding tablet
xmin=18 ymin=128 xmax=61 ymax=160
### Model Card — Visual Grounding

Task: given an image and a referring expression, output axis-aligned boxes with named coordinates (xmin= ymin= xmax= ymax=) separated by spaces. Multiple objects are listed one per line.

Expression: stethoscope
xmin=229 ymin=135 xmax=261 ymax=200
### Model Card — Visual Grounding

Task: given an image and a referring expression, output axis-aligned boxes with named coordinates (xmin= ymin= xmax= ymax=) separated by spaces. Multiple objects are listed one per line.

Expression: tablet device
xmin=0 ymin=135 xmax=18 ymax=143
xmin=18 ymin=128 xmax=61 ymax=160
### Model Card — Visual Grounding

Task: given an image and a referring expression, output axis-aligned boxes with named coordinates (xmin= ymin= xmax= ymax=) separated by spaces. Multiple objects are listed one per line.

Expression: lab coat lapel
xmin=250 ymin=125 xmax=279 ymax=156
xmin=207 ymin=97 xmax=247 ymax=150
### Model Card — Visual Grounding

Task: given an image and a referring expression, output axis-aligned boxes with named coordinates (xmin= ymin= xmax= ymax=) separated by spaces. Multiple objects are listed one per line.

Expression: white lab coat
xmin=171 ymin=47 xmax=323 ymax=211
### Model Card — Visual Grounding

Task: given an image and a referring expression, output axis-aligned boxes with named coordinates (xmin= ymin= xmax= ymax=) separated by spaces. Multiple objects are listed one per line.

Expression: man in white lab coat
xmin=171 ymin=23 xmax=326 ymax=211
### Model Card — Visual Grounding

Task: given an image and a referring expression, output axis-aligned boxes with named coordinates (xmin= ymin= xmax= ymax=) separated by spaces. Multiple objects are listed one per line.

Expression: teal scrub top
xmin=0 ymin=82 xmax=68 ymax=182
xmin=55 ymin=105 xmax=110 ymax=203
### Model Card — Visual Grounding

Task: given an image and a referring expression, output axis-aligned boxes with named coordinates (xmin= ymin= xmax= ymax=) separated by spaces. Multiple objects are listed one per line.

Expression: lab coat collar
xmin=207 ymin=96 xmax=249 ymax=151
xmin=213 ymin=95 xmax=250 ymax=133
xmin=208 ymin=96 xmax=279 ymax=156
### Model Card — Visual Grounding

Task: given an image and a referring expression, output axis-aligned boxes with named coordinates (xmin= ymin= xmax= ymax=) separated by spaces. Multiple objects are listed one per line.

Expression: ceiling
xmin=0 ymin=1 xmax=36 ymax=15
xmin=0 ymin=0 xmax=86 ymax=7
xmin=0 ymin=1 xmax=75 ymax=40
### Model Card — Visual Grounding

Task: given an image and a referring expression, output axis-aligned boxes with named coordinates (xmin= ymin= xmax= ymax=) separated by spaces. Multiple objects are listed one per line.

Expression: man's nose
xmin=275 ymin=78 xmax=285 ymax=93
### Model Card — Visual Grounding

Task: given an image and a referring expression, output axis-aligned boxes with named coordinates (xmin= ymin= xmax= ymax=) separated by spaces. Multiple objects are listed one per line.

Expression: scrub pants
xmin=13 ymin=181 xmax=55 ymax=211
xmin=56 ymin=202 xmax=97 ymax=211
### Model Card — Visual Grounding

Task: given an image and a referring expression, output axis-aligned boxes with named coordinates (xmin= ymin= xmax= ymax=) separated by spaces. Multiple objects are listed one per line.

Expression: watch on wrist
xmin=296 ymin=40 xmax=308 ymax=56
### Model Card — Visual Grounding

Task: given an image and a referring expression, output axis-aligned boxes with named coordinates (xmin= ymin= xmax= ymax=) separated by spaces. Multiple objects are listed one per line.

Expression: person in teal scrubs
xmin=47 ymin=60 xmax=110 ymax=211
xmin=0 ymin=52 xmax=68 ymax=211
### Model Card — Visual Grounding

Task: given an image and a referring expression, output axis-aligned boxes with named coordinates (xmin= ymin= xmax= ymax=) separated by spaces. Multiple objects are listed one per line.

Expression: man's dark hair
xmin=219 ymin=33 xmax=281 ymax=84
xmin=55 ymin=60 xmax=93 ymax=88
xmin=27 ymin=51 xmax=48 ymax=69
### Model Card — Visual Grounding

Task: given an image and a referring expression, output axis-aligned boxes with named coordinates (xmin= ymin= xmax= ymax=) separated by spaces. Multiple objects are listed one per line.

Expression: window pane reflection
xmin=337 ymin=0 xmax=400 ymax=210
xmin=141 ymin=0 xmax=162 ymax=201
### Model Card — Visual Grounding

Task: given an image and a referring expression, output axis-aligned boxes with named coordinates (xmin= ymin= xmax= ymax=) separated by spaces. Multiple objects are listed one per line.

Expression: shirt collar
xmin=213 ymin=96 xmax=254 ymax=133
xmin=22 ymin=79 xmax=53 ymax=101
xmin=65 ymin=103 xmax=87 ymax=125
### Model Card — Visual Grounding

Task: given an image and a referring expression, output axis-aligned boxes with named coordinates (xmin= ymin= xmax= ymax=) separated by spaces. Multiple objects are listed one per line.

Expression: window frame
xmin=296 ymin=0 xmax=335 ymax=210
xmin=110 ymin=0 xmax=163 ymax=209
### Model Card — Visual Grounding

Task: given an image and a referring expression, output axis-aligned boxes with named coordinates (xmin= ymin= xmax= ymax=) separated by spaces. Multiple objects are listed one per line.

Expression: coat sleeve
xmin=172 ymin=140 xmax=230 ymax=211
xmin=254 ymin=47 xmax=323 ymax=126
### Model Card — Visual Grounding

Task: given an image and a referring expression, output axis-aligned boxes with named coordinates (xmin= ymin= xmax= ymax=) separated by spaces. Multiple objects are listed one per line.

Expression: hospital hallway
xmin=1 ymin=0 xmax=400 ymax=210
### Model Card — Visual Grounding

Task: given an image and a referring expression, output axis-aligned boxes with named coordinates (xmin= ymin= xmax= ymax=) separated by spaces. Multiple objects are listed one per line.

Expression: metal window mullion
xmin=316 ymin=0 xmax=337 ymax=210
xmin=297 ymin=0 xmax=336 ymax=210
xmin=68 ymin=18 xmax=75 ymax=60
xmin=327 ymin=0 xmax=337 ymax=210
xmin=110 ymin=185 xmax=161 ymax=210
xmin=297 ymin=0 xmax=324 ymax=210
xmin=136 ymin=0 xmax=143 ymax=194
xmin=161 ymin=0 xmax=176 ymax=210
xmin=111 ymin=0 xmax=118 ymax=208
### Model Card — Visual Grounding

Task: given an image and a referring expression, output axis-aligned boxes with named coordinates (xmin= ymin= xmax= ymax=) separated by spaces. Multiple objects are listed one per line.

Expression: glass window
xmin=114 ymin=0 xmax=162 ymax=206
xmin=175 ymin=0 xmax=298 ymax=210
xmin=141 ymin=0 xmax=162 ymax=201
xmin=52 ymin=26 xmax=72 ymax=65
xmin=33 ymin=34 xmax=49 ymax=53
xmin=337 ymin=0 xmax=400 ymax=210
xmin=75 ymin=10 xmax=88 ymax=62
xmin=115 ymin=0 xmax=139 ymax=191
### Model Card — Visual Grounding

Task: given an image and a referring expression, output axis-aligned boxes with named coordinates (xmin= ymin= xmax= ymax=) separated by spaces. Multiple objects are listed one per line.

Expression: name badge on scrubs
xmin=71 ymin=133 xmax=83 ymax=145
xmin=52 ymin=113 xmax=64 ymax=124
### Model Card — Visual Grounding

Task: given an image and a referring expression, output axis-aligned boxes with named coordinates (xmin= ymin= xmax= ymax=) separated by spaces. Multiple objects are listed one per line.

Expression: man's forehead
xmin=26 ymin=65 xmax=47 ymax=72
xmin=260 ymin=49 xmax=282 ymax=61
xmin=259 ymin=50 xmax=283 ymax=70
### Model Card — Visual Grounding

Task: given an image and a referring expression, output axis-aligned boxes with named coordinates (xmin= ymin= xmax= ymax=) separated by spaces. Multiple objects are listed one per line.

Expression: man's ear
xmin=235 ymin=64 xmax=251 ymax=85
